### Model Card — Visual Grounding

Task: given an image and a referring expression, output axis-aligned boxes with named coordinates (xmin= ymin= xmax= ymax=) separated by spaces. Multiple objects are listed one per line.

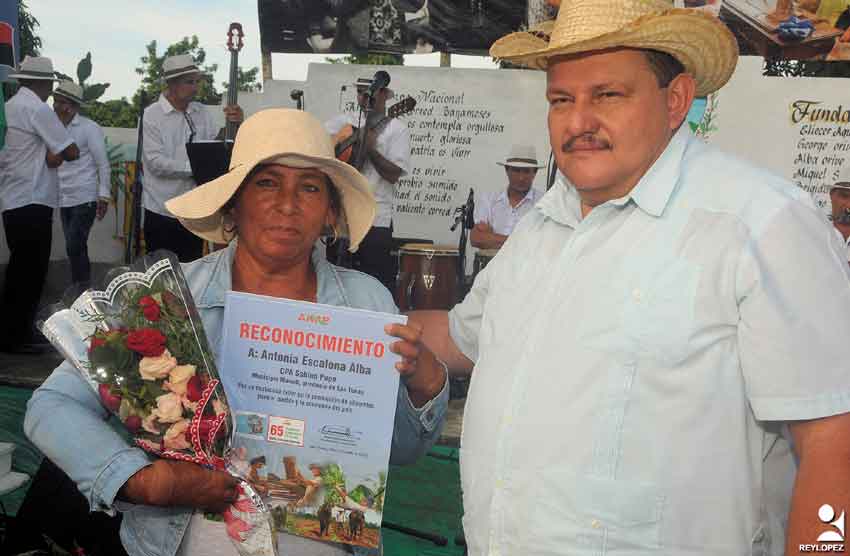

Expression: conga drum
xmin=395 ymin=243 xmax=459 ymax=310
xmin=472 ymin=248 xmax=499 ymax=280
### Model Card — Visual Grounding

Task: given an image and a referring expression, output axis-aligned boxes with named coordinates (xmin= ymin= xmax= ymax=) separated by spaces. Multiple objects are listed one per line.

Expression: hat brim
xmin=53 ymin=90 xmax=86 ymax=106
xmin=832 ymin=183 xmax=850 ymax=191
xmin=162 ymin=68 xmax=203 ymax=83
xmin=165 ymin=154 xmax=376 ymax=251
xmin=7 ymin=72 xmax=59 ymax=81
xmin=497 ymin=161 xmax=544 ymax=169
xmin=490 ymin=8 xmax=738 ymax=97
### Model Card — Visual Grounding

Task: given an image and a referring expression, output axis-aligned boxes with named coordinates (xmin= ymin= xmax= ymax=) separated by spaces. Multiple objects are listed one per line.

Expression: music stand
xmin=186 ymin=140 xmax=234 ymax=185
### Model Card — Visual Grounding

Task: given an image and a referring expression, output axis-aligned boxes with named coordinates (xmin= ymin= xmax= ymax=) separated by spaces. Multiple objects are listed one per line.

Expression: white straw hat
xmin=162 ymin=54 xmax=202 ymax=82
xmin=53 ymin=80 xmax=85 ymax=105
xmin=165 ymin=109 xmax=376 ymax=251
xmin=8 ymin=56 xmax=59 ymax=81
xmin=489 ymin=0 xmax=738 ymax=97
xmin=497 ymin=145 xmax=545 ymax=169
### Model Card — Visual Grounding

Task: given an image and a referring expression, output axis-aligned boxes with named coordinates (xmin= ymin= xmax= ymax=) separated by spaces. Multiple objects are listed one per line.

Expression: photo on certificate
xmin=219 ymin=292 xmax=406 ymax=549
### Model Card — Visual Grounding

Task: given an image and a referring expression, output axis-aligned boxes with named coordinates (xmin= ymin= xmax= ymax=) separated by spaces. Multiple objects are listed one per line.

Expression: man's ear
xmin=666 ymin=73 xmax=697 ymax=131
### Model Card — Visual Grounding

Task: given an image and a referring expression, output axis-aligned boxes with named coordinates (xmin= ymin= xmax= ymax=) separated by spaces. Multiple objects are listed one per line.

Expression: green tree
xmin=85 ymin=98 xmax=138 ymax=128
xmin=17 ymin=0 xmax=42 ymax=59
xmin=763 ymin=58 xmax=850 ymax=78
xmin=221 ymin=66 xmax=262 ymax=94
xmin=134 ymin=36 xmax=220 ymax=105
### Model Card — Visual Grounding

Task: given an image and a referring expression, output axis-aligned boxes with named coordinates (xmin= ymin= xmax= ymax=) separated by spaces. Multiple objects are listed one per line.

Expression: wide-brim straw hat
xmin=53 ymin=80 xmax=85 ymax=105
xmin=489 ymin=0 xmax=738 ymax=97
xmin=497 ymin=144 xmax=545 ymax=169
xmin=8 ymin=55 xmax=60 ymax=81
xmin=165 ymin=109 xmax=376 ymax=251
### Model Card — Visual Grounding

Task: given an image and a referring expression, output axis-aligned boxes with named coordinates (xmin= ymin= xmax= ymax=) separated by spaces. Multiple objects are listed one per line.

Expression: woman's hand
xmin=385 ymin=321 xmax=447 ymax=408
xmin=119 ymin=459 xmax=240 ymax=513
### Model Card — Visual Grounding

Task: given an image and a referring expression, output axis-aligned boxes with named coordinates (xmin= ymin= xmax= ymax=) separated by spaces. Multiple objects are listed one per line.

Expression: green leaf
xmin=688 ymin=121 xmax=699 ymax=132
xmin=83 ymin=83 xmax=110 ymax=102
xmin=77 ymin=52 xmax=92 ymax=85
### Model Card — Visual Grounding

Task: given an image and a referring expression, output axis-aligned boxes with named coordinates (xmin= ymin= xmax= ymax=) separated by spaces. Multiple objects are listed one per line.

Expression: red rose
xmin=98 ymin=383 xmax=122 ymax=413
xmin=89 ymin=336 xmax=107 ymax=354
xmin=124 ymin=415 xmax=142 ymax=434
xmin=139 ymin=296 xmax=161 ymax=321
xmin=126 ymin=328 xmax=166 ymax=357
xmin=186 ymin=375 xmax=203 ymax=402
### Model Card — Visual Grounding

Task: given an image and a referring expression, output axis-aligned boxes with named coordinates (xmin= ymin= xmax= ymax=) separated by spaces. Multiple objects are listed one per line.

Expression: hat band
xmin=506 ymin=157 xmax=539 ymax=165
xmin=55 ymin=91 xmax=83 ymax=104
xmin=17 ymin=69 xmax=55 ymax=78
xmin=163 ymin=65 xmax=200 ymax=78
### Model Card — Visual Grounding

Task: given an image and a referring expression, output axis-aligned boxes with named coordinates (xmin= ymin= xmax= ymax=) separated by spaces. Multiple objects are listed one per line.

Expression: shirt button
xmin=591 ymin=519 xmax=602 ymax=529
xmin=632 ymin=288 xmax=643 ymax=302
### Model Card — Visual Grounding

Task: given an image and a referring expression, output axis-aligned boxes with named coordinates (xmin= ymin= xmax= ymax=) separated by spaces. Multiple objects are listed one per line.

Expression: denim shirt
xmin=25 ymin=242 xmax=448 ymax=556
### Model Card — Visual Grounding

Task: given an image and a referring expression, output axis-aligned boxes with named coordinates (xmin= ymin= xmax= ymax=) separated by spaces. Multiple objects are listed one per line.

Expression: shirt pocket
xmin=526 ymin=471 xmax=664 ymax=555
xmin=625 ymin=259 xmax=699 ymax=366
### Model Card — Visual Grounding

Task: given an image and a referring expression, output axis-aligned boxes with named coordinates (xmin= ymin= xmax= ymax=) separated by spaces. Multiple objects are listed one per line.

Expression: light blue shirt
xmin=450 ymin=126 xmax=850 ymax=556
xmin=25 ymin=242 xmax=448 ymax=556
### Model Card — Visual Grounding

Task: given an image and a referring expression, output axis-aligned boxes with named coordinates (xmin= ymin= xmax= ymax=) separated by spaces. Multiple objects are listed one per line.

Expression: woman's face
xmin=232 ymin=164 xmax=337 ymax=267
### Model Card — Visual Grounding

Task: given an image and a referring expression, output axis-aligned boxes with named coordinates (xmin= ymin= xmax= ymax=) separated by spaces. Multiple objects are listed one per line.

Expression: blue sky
xmin=29 ymin=1 xmax=496 ymax=102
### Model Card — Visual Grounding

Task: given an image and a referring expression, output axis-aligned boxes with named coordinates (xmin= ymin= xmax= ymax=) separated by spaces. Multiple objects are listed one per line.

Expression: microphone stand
xmin=450 ymin=189 xmax=475 ymax=303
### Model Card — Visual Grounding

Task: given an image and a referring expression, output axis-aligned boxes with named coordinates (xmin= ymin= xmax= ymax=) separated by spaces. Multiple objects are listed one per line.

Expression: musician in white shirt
xmin=830 ymin=164 xmax=850 ymax=263
xmin=52 ymin=81 xmax=111 ymax=287
xmin=0 ymin=56 xmax=79 ymax=353
xmin=141 ymin=54 xmax=242 ymax=262
xmin=325 ymin=75 xmax=411 ymax=290
xmin=470 ymin=144 xmax=544 ymax=250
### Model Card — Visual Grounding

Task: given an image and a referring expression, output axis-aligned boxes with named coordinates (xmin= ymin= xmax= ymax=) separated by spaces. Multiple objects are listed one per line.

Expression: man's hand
xmin=96 ymin=199 xmax=109 ymax=220
xmin=223 ymin=104 xmax=244 ymax=124
xmin=385 ymin=321 xmax=447 ymax=408
xmin=46 ymin=152 xmax=64 ymax=169
xmin=119 ymin=459 xmax=240 ymax=513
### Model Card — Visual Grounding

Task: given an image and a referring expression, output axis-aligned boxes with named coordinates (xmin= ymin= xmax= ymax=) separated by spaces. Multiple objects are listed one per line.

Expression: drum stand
xmin=450 ymin=188 xmax=475 ymax=303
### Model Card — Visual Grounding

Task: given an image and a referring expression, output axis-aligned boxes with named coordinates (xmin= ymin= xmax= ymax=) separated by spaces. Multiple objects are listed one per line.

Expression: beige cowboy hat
xmin=161 ymin=54 xmax=202 ymax=82
xmin=497 ymin=144 xmax=545 ymax=169
xmin=165 ymin=109 xmax=376 ymax=251
xmin=489 ymin=0 xmax=738 ymax=97
xmin=8 ymin=56 xmax=60 ymax=81
xmin=53 ymin=80 xmax=86 ymax=105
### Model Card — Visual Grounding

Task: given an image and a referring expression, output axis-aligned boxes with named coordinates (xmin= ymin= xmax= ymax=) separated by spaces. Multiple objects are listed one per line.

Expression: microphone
xmin=290 ymin=89 xmax=303 ymax=100
xmin=464 ymin=189 xmax=475 ymax=229
xmin=368 ymin=70 xmax=390 ymax=96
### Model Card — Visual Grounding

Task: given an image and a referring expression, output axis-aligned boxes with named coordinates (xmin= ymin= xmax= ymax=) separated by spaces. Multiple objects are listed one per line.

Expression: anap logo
xmin=818 ymin=504 xmax=845 ymax=543
xmin=800 ymin=504 xmax=845 ymax=553
xmin=298 ymin=312 xmax=330 ymax=325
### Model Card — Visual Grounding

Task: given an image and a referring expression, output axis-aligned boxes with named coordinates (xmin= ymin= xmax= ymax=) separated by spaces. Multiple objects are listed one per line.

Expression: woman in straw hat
xmin=411 ymin=1 xmax=850 ymax=556
xmin=25 ymin=109 xmax=448 ymax=556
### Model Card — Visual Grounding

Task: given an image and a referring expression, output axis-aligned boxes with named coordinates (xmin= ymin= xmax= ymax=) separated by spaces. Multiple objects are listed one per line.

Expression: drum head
xmin=399 ymin=243 xmax=459 ymax=256
xmin=476 ymin=248 xmax=500 ymax=258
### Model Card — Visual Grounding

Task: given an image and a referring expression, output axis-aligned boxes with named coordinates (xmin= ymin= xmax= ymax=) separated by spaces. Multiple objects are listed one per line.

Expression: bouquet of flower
xmin=38 ymin=251 xmax=277 ymax=556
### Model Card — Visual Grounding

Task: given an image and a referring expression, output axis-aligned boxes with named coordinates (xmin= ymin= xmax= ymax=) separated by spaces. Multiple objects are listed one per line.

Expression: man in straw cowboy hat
xmin=141 ymin=53 xmax=243 ymax=263
xmin=0 ymin=56 xmax=80 ymax=354
xmin=470 ymin=144 xmax=545 ymax=250
xmin=410 ymin=1 xmax=850 ymax=554
xmin=52 ymin=80 xmax=111 ymax=288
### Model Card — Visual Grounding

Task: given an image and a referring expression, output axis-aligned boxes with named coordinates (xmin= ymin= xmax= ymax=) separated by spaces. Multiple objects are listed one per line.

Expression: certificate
xmin=219 ymin=291 xmax=405 ymax=549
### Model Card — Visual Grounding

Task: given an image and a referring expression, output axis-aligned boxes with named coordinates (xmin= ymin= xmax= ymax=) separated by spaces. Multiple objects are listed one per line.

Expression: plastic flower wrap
xmin=37 ymin=251 xmax=277 ymax=556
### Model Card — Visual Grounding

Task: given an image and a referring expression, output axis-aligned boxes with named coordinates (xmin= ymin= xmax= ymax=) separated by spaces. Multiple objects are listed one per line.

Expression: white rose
xmin=142 ymin=413 xmax=160 ymax=435
xmin=153 ymin=392 xmax=185 ymax=423
xmin=138 ymin=350 xmax=178 ymax=381
xmin=165 ymin=364 xmax=196 ymax=395
xmin=163 ymin=419 xmax=191 ymax=450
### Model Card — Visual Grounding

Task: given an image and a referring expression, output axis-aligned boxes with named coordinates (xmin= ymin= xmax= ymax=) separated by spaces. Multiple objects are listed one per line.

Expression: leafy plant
xmin=55 ymin=52 xmax=111 ymax=103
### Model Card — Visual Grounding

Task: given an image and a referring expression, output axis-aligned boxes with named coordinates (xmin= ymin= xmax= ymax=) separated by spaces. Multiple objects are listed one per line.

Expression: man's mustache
xmin=561 ymin=134 xmax=611 ymax=152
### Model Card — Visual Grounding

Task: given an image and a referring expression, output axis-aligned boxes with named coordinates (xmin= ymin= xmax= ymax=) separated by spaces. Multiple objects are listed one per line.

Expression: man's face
xmin=505 ymin=166 xmax=537 ymax=195
xmin=357 ymin=87 xmax=387 ymax=111
xmin=168 ymin=73 xmax=201 ymax=104
xmin=53 ymin=95 xmax=79 ymax=124
xmin=546 ymin=49 xmax=693 ymax=202
xmin=830 ymin=186 xmax=850 ymax=222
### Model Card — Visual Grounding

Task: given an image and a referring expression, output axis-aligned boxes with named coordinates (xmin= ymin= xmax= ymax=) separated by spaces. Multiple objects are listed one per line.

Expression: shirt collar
xmin=193 ymin=240 xmax=347 ymax=308
xmin=535 ymin=126 xmax=692 ymax=226
xmin=18 ymin=86 xmax=42 ymax=104
xmin=496 ymin=188 xmax=538 ymax=207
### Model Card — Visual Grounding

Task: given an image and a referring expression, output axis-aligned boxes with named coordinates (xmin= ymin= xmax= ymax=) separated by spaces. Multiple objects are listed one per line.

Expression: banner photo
xmin=258 ymin=0 xmax=547 ymax=55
